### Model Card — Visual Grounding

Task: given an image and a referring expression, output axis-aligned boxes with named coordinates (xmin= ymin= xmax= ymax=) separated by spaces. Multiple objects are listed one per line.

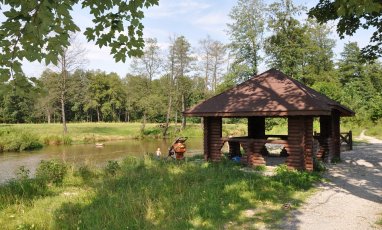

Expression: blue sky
xmin=19 ymin=0 xmax=373 ymax=78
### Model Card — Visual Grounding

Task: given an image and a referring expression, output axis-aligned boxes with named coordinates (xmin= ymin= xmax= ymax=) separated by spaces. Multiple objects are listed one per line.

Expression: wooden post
xmin=349 ymin=130 xmax=353 ymax=150
xmin=286 ymin=116 xmax=305 ymax=170
xmin=248 ymin=117 xmax=265 ymax=138
xmin=331 ymin=110 xmax=341 ymax=160
xmin=203 ymin=117 xmax=223 ymax=162
xmin=304 ymin=117 xmax=314 ymax=171
xmin=318 ymin=116 xmax=331 ymax=161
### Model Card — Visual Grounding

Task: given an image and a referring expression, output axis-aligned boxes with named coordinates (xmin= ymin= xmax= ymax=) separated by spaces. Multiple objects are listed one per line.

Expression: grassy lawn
xmin=0 ymin=157 xmax=321 ymax=229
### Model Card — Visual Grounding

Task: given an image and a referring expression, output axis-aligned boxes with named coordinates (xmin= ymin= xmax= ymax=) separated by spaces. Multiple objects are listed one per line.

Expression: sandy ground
xmin=281 ymin=131 xmax=382 ymax=230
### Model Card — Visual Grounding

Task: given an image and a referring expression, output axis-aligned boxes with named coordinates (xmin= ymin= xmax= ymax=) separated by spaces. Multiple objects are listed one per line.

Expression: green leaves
xmin=0 ymin=0 xmax=159 ymax=81
xmin=309 ymin=0 xmax=382 ymax=59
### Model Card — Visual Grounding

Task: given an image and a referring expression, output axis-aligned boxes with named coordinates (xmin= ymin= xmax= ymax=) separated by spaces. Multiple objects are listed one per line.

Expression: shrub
xmin=16 ymin=166 xmax=30 ymax=181
xmin=63 ymin=135 xmax=72 ymax=145
xmin=0 ymin=128 xmax=43 ymax=152
xmin=76 ymin=165 xmax=94 ymax=180
xmin=273 ymin=164 xmax=321 ymax=190
xmin=313 ymin=157 xmax=327 ymax=172
xmin=35 ymin=160 xmax=67 ymax=186
xmin=254 ymin=165 xmax=267 ymax=171
xmin=104 ymin=160 xmax=120 ymax=176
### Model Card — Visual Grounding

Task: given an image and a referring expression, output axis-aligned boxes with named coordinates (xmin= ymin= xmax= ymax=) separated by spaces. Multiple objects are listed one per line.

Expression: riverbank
xmin=0 ymin=156 xmax=321 ymax=229
xmin=0 ymin=121 xmax=376 ymax=153
xmin=0 ymin=122 xmax=248 ymax=152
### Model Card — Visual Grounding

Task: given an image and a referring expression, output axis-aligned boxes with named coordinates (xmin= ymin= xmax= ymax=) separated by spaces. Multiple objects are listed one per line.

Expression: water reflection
xmin=0 ymin=138 xmax=203 ymax=183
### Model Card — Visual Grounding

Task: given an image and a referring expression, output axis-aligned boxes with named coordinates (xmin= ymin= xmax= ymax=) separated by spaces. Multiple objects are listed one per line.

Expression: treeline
xmin=1 ymin=0 xmax=382 ymax=130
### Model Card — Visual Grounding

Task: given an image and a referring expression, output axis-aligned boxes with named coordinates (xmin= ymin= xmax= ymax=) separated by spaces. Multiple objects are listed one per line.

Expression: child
xmin=156 ymin=148 xmax=161 ymax=158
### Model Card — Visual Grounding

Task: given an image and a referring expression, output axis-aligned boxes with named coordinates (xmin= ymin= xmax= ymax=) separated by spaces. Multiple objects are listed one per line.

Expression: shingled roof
xmin=183 ymin=69 xmax=354 ymax=117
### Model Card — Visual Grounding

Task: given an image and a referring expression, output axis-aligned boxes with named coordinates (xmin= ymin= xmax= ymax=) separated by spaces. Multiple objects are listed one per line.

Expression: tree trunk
xmin=61 ymin=92 xmax=68 ymax=134
xmin=181 ymin=93 xmax=186 ymax=129
xmin=140 ymin=113 xmax=147 ymax=134
xmin=96 ymin=108 xmax=100 ymax=122
xmin=47 ymin=109 xmax=51 ymax=124
xmin=163 ymin=94 xmax=172 ymax=137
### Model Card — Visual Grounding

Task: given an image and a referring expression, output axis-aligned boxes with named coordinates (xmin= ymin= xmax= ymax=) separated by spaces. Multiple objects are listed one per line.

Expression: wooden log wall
xmin=246 ymin=140 xmax=266 ymax=166
xmin=248 ymin=117 xmax=265 ymax=138
xmin=203 ymin=117 xmax=223 ymax=161
xmin=286 ymin=116 xmax=314 ymax=171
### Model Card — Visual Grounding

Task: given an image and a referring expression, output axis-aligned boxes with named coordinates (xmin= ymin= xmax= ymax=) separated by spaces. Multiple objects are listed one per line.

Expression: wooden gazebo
xmin=183 ymin=69 xmax=354 ymax=171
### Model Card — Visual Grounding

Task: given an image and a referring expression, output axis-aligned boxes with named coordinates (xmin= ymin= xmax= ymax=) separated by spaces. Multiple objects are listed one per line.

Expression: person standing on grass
xmin=156 ymin=148 xmax=162 ymax=159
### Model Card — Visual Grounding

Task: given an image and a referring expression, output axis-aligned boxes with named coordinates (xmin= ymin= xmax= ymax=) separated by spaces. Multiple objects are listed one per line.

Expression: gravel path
xmin=281 ymin=131 xmax=382 ymax=230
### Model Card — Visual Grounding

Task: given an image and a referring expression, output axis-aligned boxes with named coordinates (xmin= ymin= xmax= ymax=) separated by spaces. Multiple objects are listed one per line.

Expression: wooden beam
xmin=248 ymin=117 xmax=265 ymax=138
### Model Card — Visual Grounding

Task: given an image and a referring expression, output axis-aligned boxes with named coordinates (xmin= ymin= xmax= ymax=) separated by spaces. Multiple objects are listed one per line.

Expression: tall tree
xmin=309 ymin=0 xmax=382 ymax=59
xmin=198 ymin=36 xmax=226 ymax=94
xmin=50 ymin=36 xmax=87 ymax=133
xmin=337 ymin=42 xmax=365 ymax=84
xmin=209 ymin=41 xmax=227 ymax=92
xmin=227 ymin=0 xmax=265 ymax=82
xmin=130 ymin=37 xmax=163 ymax=132
xmin=130 ymin=38 xmax=162 ymax=82
xmin=265 ymin=0 xmax=308 ymax=81
xmin=172 ymin=36 xmax=193 ymax=129
xmin=0 ymin=0 xmax=159 ymax=80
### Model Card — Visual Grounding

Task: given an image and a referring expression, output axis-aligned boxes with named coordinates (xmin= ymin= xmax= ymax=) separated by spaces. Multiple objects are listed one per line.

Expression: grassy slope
xmin=0 ymin=157 xmax=321 ymax=229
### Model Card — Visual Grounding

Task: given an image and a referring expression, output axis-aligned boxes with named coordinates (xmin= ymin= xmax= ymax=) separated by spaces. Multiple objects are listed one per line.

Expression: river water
xmin=0 ymin=138 xmax=205 ymax=183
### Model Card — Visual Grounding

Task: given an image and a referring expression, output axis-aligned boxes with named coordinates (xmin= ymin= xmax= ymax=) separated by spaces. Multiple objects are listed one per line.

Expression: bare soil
xmin=281 ymin=131 xmax=382 ymax=230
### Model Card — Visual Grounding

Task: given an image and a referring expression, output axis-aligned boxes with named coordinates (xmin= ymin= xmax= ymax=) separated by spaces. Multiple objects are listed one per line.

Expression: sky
xmin=16 ymin=0 xmax=374 ymax=78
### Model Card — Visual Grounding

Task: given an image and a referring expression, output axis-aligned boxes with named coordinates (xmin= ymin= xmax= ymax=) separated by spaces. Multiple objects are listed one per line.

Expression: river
xmin=0 ymin=138 xmax=206 ymax=183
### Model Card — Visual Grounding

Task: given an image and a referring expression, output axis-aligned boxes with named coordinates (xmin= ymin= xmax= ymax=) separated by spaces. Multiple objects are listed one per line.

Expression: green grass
xmin=0 ymin=157 xmax=321 ymax=229
xmin=376 ymin=213 xmax=382 ymax=227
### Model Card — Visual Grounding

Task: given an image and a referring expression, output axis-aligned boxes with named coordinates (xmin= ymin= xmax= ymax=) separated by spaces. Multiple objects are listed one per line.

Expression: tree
xmin=130 ymin=37 xmax=162 ymax=132
xmin=337 ymin=42 xmax=365 ymax=84
xmin=265 ymin=0 xmax=308 ymax=81
xmin=85 ymin=71 xmax=126 ymax=122
xmin=309 ymin=0 xmax=382 ymax=59
xmin=227 ymin=0 xmax=265 ymax=82
xmin=0 ymin=0 xmax=159 ymax=81
xmin=172 ymin=36 xmax=193 ymax=129
xmin=50 ymin=35 xmax=87 ymax=133
xmin=130 ymin=38 xmax=162 ymax=82
xmin=1 ymin=75 xmax=39 ymax=123
xmin=37 ymin=69 xmax=61 ymax=123
xmin=198 ymin=36 xmax=227 ymax=94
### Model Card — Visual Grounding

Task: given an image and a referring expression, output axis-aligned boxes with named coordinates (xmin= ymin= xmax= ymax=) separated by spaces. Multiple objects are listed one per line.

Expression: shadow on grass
xmin=0 ymin=178 xmax=53 ymax=211
xmin=53 ymin=158 xmax=320 ymax=229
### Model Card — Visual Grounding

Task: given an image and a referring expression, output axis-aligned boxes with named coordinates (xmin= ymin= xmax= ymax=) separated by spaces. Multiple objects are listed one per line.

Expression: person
xmin=156 ymin=148 xmax=161 ymax=159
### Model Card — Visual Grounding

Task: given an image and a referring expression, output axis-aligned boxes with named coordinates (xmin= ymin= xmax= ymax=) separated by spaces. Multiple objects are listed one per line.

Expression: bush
xmin=76 ymin=165 xmax=94 ymax=180
xmin=104 ymin=160 xmax=120 ymax=176
xmin=0 ymin=128 xmax=43 ymax=152
xmin=273 ymin=164 xmax=321 ymax=190
xmin=15 ymin=166 xmax=30 ymax=181
xmin=63 ymin=135 xmax=72 ymax=145
xmin=35 ymin=160 xmax=67 ymax=186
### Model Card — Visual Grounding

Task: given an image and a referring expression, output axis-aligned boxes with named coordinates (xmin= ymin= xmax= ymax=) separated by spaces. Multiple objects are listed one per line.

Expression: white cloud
xmin=146 ymin=0 xmax=212 ymax=18
xmin=192 ymin=11 xmax=229 ymax=38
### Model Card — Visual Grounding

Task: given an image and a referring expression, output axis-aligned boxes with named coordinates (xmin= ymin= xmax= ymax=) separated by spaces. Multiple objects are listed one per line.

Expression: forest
xmin=1 ymin=0 xmax=382 ymax=131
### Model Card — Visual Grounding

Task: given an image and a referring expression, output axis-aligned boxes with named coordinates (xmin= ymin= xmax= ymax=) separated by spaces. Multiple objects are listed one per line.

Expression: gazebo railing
xmin=313 ymin=131 xmax=353 ymax=151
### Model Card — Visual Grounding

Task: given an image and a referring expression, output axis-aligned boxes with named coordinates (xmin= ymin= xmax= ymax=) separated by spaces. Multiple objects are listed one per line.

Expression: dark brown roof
xmin=183 ymin=69 xmax=354 ymax=117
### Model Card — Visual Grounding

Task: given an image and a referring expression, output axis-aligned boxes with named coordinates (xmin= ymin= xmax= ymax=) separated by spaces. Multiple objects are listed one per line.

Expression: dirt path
xmin=281 ymin=131 xmax=382 ymax=230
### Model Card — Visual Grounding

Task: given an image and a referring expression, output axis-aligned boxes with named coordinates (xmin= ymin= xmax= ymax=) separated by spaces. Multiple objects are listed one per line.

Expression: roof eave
xmin=183 ymin=110 xmax=332 ymax=117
